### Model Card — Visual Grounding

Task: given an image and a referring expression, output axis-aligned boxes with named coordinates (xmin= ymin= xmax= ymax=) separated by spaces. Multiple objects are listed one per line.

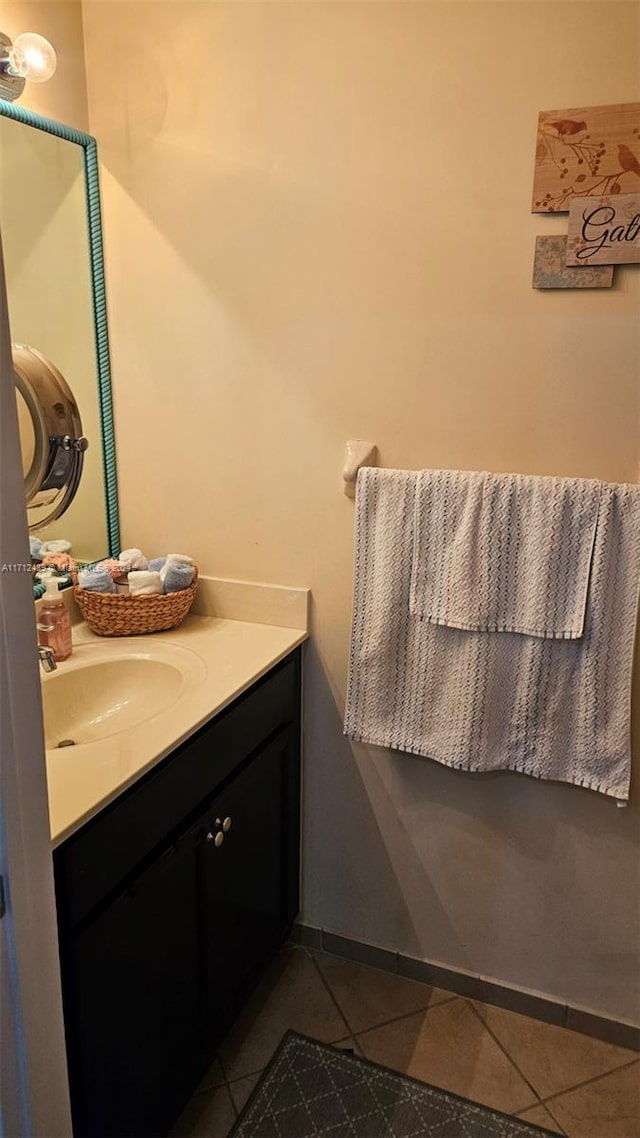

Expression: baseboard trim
xmin=291 ymin=922 xmax=639 ymax=1053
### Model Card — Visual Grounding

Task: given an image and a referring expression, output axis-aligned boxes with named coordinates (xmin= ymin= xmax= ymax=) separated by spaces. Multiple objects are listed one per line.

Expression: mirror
xmin=0 ymin=102 xmax=119 ymax=562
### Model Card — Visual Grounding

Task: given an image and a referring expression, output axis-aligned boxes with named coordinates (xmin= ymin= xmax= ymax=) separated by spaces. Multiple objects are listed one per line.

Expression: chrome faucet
xmin=37 ymin=645 xmax=57 ymax=672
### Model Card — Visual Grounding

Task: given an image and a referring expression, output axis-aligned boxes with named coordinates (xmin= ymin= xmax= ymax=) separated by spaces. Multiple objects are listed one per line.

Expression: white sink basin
xmin=41 ymin=640 xmax=207 ymax=748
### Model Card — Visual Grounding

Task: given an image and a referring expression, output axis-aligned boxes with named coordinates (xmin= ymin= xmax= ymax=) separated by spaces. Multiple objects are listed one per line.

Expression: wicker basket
xmin=74 ymin=568 xmax=198 ymax=637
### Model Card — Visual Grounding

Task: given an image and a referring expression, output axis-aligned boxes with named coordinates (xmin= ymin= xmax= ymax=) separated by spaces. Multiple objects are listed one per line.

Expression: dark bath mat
xmin=228 ymin=1030 xmax=560 ymax=1137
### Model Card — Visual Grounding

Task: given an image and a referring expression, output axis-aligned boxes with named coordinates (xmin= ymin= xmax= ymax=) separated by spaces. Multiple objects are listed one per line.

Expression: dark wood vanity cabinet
xmin=53 ymin=649 xmax=302 ymax=1138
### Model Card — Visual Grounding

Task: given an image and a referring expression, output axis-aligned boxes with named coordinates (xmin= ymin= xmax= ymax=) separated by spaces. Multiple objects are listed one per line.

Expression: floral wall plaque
xmin=532 ymin=102 xmax=640 ymax=213
xmin=532 ymin=236 xmax=613 ymax=289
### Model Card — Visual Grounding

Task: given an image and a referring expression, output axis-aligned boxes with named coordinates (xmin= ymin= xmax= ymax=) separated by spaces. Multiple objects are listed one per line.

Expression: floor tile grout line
xmin=465 ymin=999 xmax=546 ymax=1112
xmin=217 ymin=1044 xmax=231 ymax=1087
xmin=224 ymin=1081 xmax=239 ymax=1120
xmin=530 ymin=1097 xmax=567 ymax=1137
xmin=351 ymin=994 xmax=462 ymax=1043
xmin=468 ymin=1002 xmax=640 ymax=1133
xmin=314 ymin=938 xmax=556 ymax=1116
xmin=305 ymin=946 xmax=357 ymax=1040
xmin=213 ymin=946 xmax=309 ymax=1095
xmin=517 ymin=1097 xmax=568 ymax=1137
xmin=219 ymin=1030 xmax=364 ymax=1098
xmin=308 ymin=946 xmax=462 ymax=1039
xmin=315 ymin=968 xmax=545 ymax=1120
xmin=514 ymin=1106 xmax=564 ymax=1133
xmin=516 ymin=1104 xmax=567 ymax=1137
xmin=226 ymin=1067 xmax=265 ymax=1087
xmin=538 ymin=1054 xmax=640 ymax=1108
xmin=207 ymin=947 xmax=354 ymax=1097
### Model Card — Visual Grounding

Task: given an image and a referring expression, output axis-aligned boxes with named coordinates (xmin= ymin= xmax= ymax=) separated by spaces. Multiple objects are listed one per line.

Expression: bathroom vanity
xmin=47 ymin=601 xmax=306 ymax=1138
xmin=3 ymin=98 xmax=307 ymax=1136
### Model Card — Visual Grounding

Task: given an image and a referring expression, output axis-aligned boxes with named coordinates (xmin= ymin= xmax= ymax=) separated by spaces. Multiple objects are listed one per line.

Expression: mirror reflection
xmin=14 ymin=343 xmax=89 ymax=526
xmin=0 ymin=108 xmax=118 ymax=563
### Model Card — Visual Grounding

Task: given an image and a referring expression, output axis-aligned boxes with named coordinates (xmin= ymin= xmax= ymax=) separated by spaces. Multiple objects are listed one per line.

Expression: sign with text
xmin=566 ymin=193 xmax=640 ymax=265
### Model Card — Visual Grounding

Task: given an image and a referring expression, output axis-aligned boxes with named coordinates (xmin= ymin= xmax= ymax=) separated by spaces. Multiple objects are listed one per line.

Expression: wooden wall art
xmin=566 ymin=192 xmax=640 ymax=265
xmin=532 ymin=102 xmax=640 ymax=213
xmin=532 ymin=236 xmax=613 ymax=289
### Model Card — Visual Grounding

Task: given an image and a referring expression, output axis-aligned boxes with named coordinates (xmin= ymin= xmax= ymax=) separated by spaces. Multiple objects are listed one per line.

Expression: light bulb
xmin=8 ymin=33 xmax=56 ymax=83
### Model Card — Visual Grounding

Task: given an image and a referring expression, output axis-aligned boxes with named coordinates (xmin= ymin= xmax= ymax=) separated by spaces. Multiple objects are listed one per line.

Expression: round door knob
xmin=222 ymin=817 xmax=232 ymax=832
xmin=214 ymin=831 xmax=224 ymax=847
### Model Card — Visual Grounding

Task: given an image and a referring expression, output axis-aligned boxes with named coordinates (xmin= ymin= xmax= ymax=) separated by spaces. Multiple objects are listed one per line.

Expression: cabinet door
xmin=62 ymin=831 xmax=202 ymax=1138
xmin=201 ymin=724 xmax=299 ymax=1035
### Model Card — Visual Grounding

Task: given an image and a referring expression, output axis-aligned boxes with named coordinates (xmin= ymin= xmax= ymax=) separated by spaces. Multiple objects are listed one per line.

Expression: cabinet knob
xmin=206 ymin=831 xmax=225 ymax=847
xmin=214 ymin=816 xmax=232 ymax=832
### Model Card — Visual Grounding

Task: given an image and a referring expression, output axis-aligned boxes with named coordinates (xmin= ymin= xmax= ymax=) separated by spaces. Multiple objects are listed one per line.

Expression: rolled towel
xmin=41 ymin=552 xmax=77 ymax=574
xmin=149 ymin=556 xmax=166 ymax=572
xmin=30 ymin=537 xmax=43 ymax=559
xmin=97 ymin=558 xmax=125 ymax=580
xmin=159 ymin=553 xmax=194 ymax=583
xmin=78 ymin=567 xmax=116 ymax=593
xmin=33 ymin=582 xmax=46 ymax=599
xmin=118 ymin=547 xmax=149 ymax=572
xmin=163 ymin=564 xmax=195 ymax=593
xmin=40 ymin=539 xmax=72 ymax=554
xmin=128 ymin=570 xmax=163 ymax=596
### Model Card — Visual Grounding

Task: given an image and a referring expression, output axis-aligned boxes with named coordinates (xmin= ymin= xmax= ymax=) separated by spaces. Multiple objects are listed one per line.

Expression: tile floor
xmin=170 ymin=945 xmax=640 ymax=1138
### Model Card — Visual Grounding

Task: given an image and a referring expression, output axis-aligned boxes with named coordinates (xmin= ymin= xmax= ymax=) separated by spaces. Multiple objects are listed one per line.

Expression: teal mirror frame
xmin=0 ymin=100 xmax=120 ymax=556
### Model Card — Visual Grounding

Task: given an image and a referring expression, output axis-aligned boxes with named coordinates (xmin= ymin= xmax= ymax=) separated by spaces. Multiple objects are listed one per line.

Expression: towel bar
xmin=342 ymin=439 xmax=377 ymax=497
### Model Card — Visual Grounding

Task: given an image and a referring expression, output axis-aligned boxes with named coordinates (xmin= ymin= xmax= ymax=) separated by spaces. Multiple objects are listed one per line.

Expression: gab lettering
xmin=578 ymin=204 xmax=640 ymax=260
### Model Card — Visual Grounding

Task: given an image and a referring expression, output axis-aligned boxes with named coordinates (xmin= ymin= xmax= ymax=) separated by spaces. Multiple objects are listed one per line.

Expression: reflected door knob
xmin=215 ymin=816 xmax=232 ymax=832
xmin=206 ymin=830 xmax=224 ymax=847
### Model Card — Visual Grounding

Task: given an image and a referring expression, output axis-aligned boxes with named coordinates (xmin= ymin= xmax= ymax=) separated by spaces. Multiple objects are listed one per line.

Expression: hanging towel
xmin=409 ymin=469 xmax=601 ymax=639
xmin=343 ymin=467 xmax=640 ymax=802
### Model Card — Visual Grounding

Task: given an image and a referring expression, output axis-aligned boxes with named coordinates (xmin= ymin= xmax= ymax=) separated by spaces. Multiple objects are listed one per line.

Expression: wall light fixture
xmin=0 ymin=31 xmax=57 ymax=102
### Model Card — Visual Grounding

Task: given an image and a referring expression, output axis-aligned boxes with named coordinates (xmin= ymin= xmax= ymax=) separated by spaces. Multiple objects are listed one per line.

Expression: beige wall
xmin=81 ymin=1 xmax=640 ymax=1022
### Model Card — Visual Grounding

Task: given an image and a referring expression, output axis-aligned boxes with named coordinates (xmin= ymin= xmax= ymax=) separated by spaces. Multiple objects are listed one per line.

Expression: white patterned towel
xmin=344 ymin=467 xmax=640 ymax=802
xmin=409 ymin=469 xmax=601 ymax=639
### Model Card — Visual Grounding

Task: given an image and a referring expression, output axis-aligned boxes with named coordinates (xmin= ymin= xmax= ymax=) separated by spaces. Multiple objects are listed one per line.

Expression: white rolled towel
xmin=118 ymin=547 xmax=149 ymax=572
xmin=40 ymin=539 xmax=72 ymax=554
xmin=128 ymin=570 xmax=163 ymax=596
xmin=160 ymin=553 xmax=194 ymax=583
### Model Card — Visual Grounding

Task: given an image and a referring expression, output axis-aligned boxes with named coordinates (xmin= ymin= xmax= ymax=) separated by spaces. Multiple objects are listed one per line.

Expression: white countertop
xmin=46 ymin=614 xmax=307 ymax=847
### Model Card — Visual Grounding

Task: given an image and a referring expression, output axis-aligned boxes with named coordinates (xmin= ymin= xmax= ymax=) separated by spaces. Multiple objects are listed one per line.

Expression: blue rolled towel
xmin=33 ymin=582 xmax=46 ymax=599
xmin=78 ymin=567 xmax=116 ymax=593
xmin=149 ymin=557 xmax=166 ymax=572
xmin=163 ymin=564 xmax=195 ymax=593
xmin=30 ymin=537 xmax=43 ymax=560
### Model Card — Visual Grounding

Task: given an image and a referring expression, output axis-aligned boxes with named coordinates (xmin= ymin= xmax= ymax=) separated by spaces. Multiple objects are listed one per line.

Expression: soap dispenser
xmin=37 ymin=577 xmax=72 ymax=661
